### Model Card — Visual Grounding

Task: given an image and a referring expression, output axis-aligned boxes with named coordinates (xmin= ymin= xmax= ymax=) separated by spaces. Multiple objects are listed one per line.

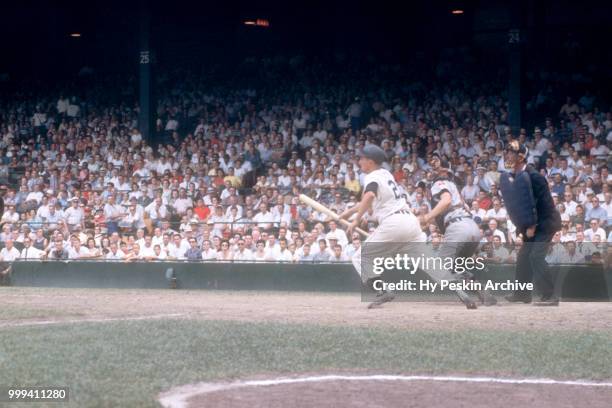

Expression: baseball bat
xmin=298 ymin=194 xmax=369 ymax=237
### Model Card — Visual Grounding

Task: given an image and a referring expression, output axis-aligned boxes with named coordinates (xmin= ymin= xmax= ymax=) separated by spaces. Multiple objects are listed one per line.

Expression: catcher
xmin=420 ymin=154 xmax=497 ymax=305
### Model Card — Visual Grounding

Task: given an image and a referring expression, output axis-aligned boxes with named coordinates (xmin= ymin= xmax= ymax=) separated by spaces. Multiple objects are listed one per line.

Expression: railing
xmin=10 ymin=258 xmax=352 ymax=264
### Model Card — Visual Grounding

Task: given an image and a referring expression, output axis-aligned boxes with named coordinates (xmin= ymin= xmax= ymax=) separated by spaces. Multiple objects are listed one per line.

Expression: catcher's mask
xmin=504 ymin=140 xmax=528 ymax=169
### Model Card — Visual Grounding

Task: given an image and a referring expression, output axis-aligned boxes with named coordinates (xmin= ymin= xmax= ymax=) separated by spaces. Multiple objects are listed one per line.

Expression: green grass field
xmin=1 ymin=319 xmax=611 ymax=407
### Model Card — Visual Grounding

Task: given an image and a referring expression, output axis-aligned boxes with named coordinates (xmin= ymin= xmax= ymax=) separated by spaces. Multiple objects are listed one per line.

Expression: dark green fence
xmin=6 ymin=261 xmax=611 ymax=300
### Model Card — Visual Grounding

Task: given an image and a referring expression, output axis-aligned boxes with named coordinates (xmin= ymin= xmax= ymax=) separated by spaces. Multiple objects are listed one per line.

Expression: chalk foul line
xmin=158 ymin=374 xmax=612 ymax=408
xmin=0 ymin=313 xmax=186 ymax=328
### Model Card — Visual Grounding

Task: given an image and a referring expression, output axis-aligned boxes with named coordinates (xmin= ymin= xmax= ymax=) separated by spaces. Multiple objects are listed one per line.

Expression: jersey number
xmin=388 ymin=180 xmax=407 ymax=200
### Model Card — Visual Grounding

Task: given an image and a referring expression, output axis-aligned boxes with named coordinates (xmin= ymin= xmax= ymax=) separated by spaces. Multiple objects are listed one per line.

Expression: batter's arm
xmin=338 ymin=204 xmax=360 ymax=220
xmin=347 ymin=191 xmax=375 ymax=235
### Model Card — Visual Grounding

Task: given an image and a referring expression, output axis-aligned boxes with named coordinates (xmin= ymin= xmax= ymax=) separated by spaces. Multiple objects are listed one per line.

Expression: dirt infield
xmin=0 ymin=287 xmax=610 ymax=331
xmin=157 ymin=375 xmax=612 ymax=408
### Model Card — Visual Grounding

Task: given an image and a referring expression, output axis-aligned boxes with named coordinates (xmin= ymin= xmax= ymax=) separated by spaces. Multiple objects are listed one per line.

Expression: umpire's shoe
xmin=533 ymin=296 xmax=559 ymax=307
xmin=456 ymin=290 xmax=477 ymax=309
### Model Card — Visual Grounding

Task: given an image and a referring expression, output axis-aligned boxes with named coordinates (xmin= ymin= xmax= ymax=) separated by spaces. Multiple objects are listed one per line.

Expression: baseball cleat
xmin=456 ymin=290 xmax=478 ymax=309
xmin=367 ymin=291 xmax=395 ymax=309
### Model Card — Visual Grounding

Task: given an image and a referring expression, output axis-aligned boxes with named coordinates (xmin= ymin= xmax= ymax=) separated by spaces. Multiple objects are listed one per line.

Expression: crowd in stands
xmin=0 ymin=59 xmax=610 ymax=266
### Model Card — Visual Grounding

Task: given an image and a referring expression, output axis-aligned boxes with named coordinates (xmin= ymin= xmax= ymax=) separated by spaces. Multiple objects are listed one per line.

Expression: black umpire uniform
xmin=507 ymin=163 xmax=562 ymax=304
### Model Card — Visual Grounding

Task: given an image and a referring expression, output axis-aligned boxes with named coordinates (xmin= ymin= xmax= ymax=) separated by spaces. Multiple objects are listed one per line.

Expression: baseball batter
xmin=421 ymin=154 xmax=496 ymax=305
xmin=339 ymin=145 xmax=479 ymax=309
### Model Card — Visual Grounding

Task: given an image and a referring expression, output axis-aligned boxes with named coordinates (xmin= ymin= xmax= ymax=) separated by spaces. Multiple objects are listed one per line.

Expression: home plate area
xmin=159 ymin=374 xmax=612 ymax=408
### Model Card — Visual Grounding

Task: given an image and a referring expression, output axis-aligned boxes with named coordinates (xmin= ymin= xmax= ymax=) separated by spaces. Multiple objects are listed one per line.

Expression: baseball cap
xmin=361 ymin=145 xmax=387 ymax=165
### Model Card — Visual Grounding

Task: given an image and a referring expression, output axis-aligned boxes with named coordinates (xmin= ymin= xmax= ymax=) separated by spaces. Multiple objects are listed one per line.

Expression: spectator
xmin=487 ymin=220 xmax=506 ymax=243
xmin=0 ymin=239 xmax=21 ymax=261
xmin=68 ymin=236 xmax=90 ymax=259
xmin=185 ymin=237 xmax=203 ymax=261
xmin=586 ymin=197 xmax=607 ymax=227
xmin=106 ymin=242 xmax=125 ymax=260
xmin=125 ymin=243 xmax=142 ymax=262
xmin=298 ymin=243 xmax=315 ymax=262
xmin=20 ymin=237 xmax=44 ymax=259
xmin=313 ymin=239 xmax=331 ymax=262
xmin=47 ymin=240 xmax=69 ymax=260
xmin=168 ymin=234 xmax=189 ymax=260
xmin=218 ymin=240 xmax=233 ymax=261
xmin=561 ymin=241 xmax=585 ymax=263
xmin=330 ymin=244 xmax=349 ymax=262
xmin=201 ymin=240 xmax=217 ymax=260
xmin=584 ymin=220 xmax=606 ymax=242
xmin=0 ymin=58 xmax=606 ymax=269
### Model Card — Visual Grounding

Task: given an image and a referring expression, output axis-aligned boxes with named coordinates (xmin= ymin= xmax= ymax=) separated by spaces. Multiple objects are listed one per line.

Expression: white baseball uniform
xmin=351 ymin=169 xmax=459 ymax=283
xmin=364 ymin=169 xmax=410 ymax=223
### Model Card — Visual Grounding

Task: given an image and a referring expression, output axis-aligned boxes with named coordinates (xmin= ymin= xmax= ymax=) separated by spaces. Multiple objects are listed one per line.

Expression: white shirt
xmin=144 ymin=202 xmax=168 ymax=220
xmin=576 ymin=241 xmax=596 ymax=257
xmin=491 ymin=229 xmax=507 ymax=243
xmin=168 ymin=241 xmax=190 ymax=259
xmin=140 ymin=245 xmax=156 ymax=258
xmin=20 ymin=246 xmax=44 ymax=260
xmin=1 ymin=211 xmax=19 ymax=223
xmin=201 ymin=249 xmax=218 ymax=260
xmin=326 ymin=229 xmax=348 ymax=247
xmin=67 ymin=104 xmax=80 ymax=117
xmin=561 ymin=251 xmax=585 ymax=264
xmin=173 ymin=197 xmax=193 ymax=214
xmin=584 ymin=228 xmax=606 ymax=242
xmin=165 ymin=119 xmax=179 ymax=131
xmin=68 ymin=245 xmax=90 ymax=259
xmin=105 ymin=249 xmax=125 ymax=260
xmin=492 ymin=245 xmax=510 ymax=260
xmin=546 ymin=243 xmax=567 ymax=264
xmin=330 ymin=253 xmax=349 ymax=262
xmin=486 ymin=207 xmax=508 ymax=222
xmin=275 ymin=248 xmax=293 ymax=262
xmin=57 ymin=98 xmax=69 ymax=113
xmin=253 ymin=211 xmax=275 ymax=229
xmin=563 ymin=200 xmax=578 ymax=216
xmin=25 ymin=191 xmax=44 ymax=204
xmin=1 ymin=247 xmax=21 ymax=261
xmin=64 ymin=206 xmax=84 ymax=225
xmin=590 ymin=145 xmax=610 ymax=159
xmin=234 ymin=249 xmax=254 ymax=261
xmin=104 ymin=203 xmax=125 ymax=221
xmin=36 ymin=204 xmax=52 ymax=220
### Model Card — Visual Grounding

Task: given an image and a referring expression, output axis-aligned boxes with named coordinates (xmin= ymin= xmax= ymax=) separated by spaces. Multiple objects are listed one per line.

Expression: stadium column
xmin=139 ymin=1 xmax=156 ymax=145
xmin=508 ymin=28 xmax=522 ymax=135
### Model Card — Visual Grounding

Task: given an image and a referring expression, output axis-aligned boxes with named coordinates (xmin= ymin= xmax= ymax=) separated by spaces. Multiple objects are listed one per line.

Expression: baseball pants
xmin=351 ymin=213 xmax=462 ymax=283
xmin=437 ymin=218 xmax=481 ymax=260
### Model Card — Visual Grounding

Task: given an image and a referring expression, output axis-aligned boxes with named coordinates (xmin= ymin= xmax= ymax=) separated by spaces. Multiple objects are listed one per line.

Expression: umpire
xmin=501 ymin=142 xmax=561 ymax=306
